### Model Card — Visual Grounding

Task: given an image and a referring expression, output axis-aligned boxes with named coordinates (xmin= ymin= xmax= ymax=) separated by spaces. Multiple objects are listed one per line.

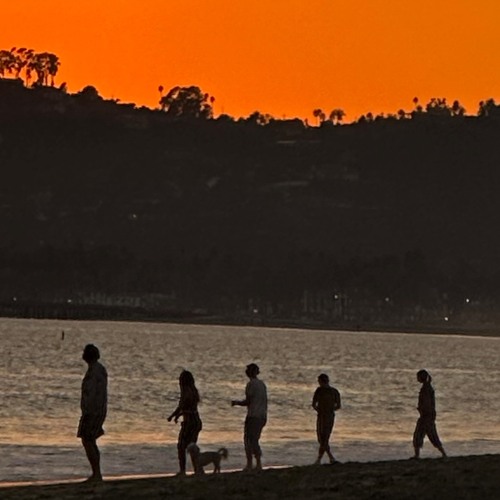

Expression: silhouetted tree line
xmin=0 ymin=47 xmax=60 ymax=87
xmin=2 ymin=65 xmax=500 ymax=326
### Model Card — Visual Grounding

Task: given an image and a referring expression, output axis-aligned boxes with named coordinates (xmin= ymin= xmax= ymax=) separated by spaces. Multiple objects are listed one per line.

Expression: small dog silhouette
xmin=187 ymin=443 xmax=229 ymax=474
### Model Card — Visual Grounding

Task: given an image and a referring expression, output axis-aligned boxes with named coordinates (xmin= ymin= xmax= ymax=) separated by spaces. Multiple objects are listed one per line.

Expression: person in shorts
xmin=232 ymin=363 xmax=268 ymax=471
xmin=77 ymin=344 xmax=108 ymax=482
xmin=312 ymin=373 xmax=341 ymax=464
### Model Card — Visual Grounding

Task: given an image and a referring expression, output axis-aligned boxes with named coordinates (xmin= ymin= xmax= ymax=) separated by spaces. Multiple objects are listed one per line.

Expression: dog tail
xmin=218 ymin=447 xmax=229 ymax=459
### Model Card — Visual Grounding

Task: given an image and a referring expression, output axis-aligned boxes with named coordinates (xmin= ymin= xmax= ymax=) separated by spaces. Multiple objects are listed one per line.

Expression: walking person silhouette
xmin=168 ymin=370 xmax=202 ymax=475
xmin=412 ymin=369 xmax=447 ymax=459
xmin=312 ymin=373 xmax=341 ymax=464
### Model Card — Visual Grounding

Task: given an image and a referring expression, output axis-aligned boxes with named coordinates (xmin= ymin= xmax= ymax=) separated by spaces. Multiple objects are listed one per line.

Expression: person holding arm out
xmin=232 ymin=363 xmax=268 ymax=472
xmin=168 ymin=370 xmax=202 ymax=475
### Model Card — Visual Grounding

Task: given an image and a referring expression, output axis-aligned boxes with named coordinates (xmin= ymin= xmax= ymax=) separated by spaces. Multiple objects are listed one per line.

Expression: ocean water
xmin=1 ymin=318 xmax=499 ymax=483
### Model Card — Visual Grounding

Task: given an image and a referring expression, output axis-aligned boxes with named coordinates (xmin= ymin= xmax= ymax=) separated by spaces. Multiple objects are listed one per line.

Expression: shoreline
xmin=178 ymin=315 xmax=500 ymax=338
xmin=2 ymin=309 xmax=499 ymax=338
xmin=1 ymin=454 xmax=499 ymax=499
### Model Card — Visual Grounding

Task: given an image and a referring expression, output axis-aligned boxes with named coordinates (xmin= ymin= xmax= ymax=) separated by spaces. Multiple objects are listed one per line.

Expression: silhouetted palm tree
xmin=0 ymin=47 xmax=59 ymax=87
xmin=11 ymin=47 xmax=34 ymax=81
xmin=451 ymin=100 xmax=466 ymax=117
xmin=329 ymin=108 xmax=345 ymax=125
xmin=44 ymin=52 xmax=60 ymax=85
xmin=28 ymin=52 xmax=60 ymax=86
xmin=426 ymin=97 xmax=451 ymax=116
xmin=312 ymin=108 xmax=325 ymax=126
xmin=0 ymin=49 xmax=16 ymax=77
xmin=246 ymin=111 xmax=271 ymax=126
xmin=477 ymin=98 xmax=498 ymax=117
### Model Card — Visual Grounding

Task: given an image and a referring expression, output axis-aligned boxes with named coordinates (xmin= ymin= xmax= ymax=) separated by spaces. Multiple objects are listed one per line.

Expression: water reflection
xmin=1 ymin=318 xmax=500 ymax=480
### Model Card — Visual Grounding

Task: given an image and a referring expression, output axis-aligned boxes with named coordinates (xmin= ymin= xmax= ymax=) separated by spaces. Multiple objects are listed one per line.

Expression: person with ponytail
xmin=168 ymin=370 xmax=202 ymax=475
xmin=412 ymin=369 xmax=447 ymax=459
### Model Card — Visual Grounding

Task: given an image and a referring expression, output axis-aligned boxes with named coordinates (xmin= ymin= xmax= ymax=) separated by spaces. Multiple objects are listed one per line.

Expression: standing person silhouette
xmin=77 ymin=344 xmax=107 ymax=482
xmin=231 ymin=363 xmax=268 ymax=472
xmin=312 ymin=373 xmax=341 ymax=464
xmin=412 ymin=369 xmax=447 ymax=459
xmin=168 ymin=370 xmax=202 ymax=475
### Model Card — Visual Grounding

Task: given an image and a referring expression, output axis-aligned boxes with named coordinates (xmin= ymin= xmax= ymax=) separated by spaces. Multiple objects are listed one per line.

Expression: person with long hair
xmin=412 ymin=369 xmax=447 ymax=459
xmin=168 ymin=370 xmax=202 ymax=474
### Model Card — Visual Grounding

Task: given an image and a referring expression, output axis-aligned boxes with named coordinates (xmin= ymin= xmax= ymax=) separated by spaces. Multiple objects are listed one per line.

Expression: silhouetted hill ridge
xmin=1 ymin=80 xmax=500 ymax=320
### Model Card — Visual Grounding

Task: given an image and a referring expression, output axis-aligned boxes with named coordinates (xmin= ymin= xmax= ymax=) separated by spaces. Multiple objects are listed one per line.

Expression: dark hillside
xmin=1 ymin=79 xmax=500 ymax=326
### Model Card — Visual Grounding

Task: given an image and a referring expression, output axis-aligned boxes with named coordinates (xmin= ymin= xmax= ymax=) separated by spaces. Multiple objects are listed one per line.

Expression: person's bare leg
xmin=255 ymin=452 xmax=262 ymax=471
xmin=315 ymin=445 xmax=324 ymax=465
xmin=326 ymin=444 xmax=336 ymax=463
xmin=243 ymin=448 xmax=253 ymax=471
xmin=82 ymin=439 xmax=102 ymax=481
xmin=437 ymin=444 xmax=447 ymax=458
xmin=177 ymin=445 xmax=187 ymax=475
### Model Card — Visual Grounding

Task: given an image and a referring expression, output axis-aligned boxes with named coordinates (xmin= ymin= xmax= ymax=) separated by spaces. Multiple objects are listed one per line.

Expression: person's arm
xmin=232 ymin=382 xmax=251 ymax=406
xmin=84 ymin=366 xmax=107 ymax=416
xmin=333 ymin=389 xmax=341 ymax=411
xmin=168 ymin=392 xmax=187 ymax=422
xmin=430 ymin=387 xmax=437 ymax=419
xmin=231 ymin=398 xmax=248 ymax=406
xmin=312 ymin=388 xmax=319 ymax=412
xmin=167 ymin=405 xmax=182 ymax=422
xmin=418 ymin=384 xmax=435 ymax=417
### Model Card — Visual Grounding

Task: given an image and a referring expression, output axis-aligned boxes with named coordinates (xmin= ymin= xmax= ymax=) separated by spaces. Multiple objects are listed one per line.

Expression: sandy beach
xmin=1 ymin=454 xmax=499 ymax=499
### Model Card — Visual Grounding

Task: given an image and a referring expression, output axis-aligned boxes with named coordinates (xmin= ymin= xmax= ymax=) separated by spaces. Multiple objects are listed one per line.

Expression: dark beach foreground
xmin=1 ymin=454 xmax=499 ymax=500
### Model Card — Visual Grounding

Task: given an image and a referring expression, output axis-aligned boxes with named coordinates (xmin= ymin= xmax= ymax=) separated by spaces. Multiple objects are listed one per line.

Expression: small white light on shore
xmin=465 ymin=298 xmax=470 ymax=303
xmin=444 ymin=316 xmax=449 ymax=321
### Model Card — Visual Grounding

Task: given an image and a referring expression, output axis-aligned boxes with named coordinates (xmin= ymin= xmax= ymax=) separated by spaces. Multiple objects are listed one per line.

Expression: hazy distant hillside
xmin=1 ymin=79 xmax=500 ymax=320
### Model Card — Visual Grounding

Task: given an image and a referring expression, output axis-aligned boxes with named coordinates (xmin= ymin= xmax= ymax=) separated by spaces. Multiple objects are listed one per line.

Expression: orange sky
xmin=2 ymin=0 xmax=500 ymax=121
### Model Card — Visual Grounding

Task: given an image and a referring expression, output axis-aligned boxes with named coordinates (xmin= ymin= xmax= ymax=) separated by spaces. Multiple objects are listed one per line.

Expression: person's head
xmin=318 ymin=373 xmax=330 ymax=386
xmin=417 ymin=369 xmax=431 ymax=383
xmin=245 ymin=363 xmax=260 ymax=378
xmin=179 ymin=370 xmax=196 ymax=389
xmin=82 ymin=344 xmax=100 ymax=364
xmin=179 ymin=370 xmax=200 ymax=402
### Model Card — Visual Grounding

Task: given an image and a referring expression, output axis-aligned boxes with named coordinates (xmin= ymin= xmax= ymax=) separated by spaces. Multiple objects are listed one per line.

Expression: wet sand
xmin=1 ymin=454 xmax=499 ymax=499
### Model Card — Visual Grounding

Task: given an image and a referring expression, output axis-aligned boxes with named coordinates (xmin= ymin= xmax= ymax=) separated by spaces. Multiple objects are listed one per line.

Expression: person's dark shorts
xmin=178 ymin=412 xmax=202 ymax=449
xmin=77 ymin=414 xmax=106 ymax=440
xmin=244 ymin=416 xmax=266 ymax=455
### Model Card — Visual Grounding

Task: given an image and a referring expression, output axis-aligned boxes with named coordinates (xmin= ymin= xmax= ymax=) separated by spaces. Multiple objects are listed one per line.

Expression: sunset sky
xmin=3 ymin=0 xmax=500 ymax=121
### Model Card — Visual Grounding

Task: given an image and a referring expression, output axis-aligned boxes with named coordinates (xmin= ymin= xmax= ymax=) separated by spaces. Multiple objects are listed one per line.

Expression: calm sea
xmin=1 ymin=318 xmax=499 ymax=482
